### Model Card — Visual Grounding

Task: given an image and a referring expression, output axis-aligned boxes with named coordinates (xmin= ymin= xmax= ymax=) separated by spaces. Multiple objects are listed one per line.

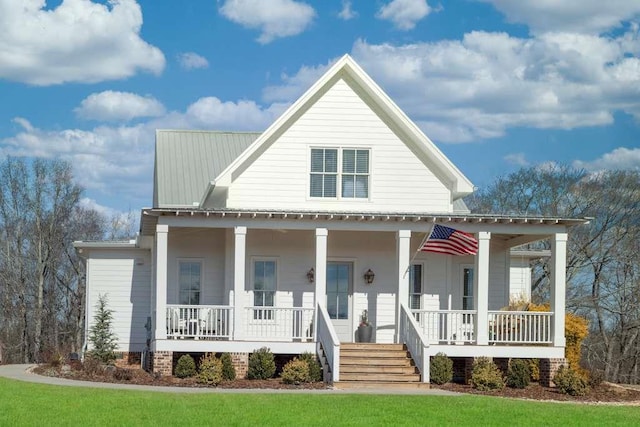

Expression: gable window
xmin=310 ymin=148 xmax=337 ymax=197
xmin=179 ymin=260 xmax=201 ymax=305
xmin=342 ymin=149 xmax=369 ymax=198
xmin=310 ymin=148 xmax=369 ymax=199
xmin=253 ymin=259 xmax=277 ymax=319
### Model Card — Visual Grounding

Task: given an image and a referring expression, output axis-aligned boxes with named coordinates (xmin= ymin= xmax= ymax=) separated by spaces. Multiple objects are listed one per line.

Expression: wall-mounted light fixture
xmin=306 ymin=267 xmax=315 ymax=284
xmin=364 ymin=269 xmax=375 ymax=285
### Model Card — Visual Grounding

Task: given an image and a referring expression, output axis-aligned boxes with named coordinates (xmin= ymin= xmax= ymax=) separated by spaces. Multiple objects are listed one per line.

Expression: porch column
xmin=475 ymin=231 xmax=491 ymax=345
xmin=396 ymin=230 xmax=411 ymax=342
xmin=233 ymin=226 xmax=247 ymax=341
xmin=550 ymin=232 xmax=567 ymax=347
xmin=154 ymin=224 xmax=168 ymax=340
xmin=314 ymin=228 xmax=328 ymax=309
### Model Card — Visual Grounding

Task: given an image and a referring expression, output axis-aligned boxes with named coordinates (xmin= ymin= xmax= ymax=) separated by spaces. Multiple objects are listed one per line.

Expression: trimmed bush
xmin=280 ymin=358 xmax=310 ymax=384
xmin=197 ymin=353 xmax=223 ymax=385
xmin=553 ymin=365 xmax=589 ymax=396
xmin=220 ymin=353 xmax=236 ymax=381
xmin=506 ymin=359 xmax=531 ymax=389
xmin=430 ymin=353 xmax=453 ymax=385
xmin=299 ymin=352 xmax=323 ymax=382
xmin=247 ymin=347 xmax=276 ymax=380
xmin=529 ymin=359 xmax=540 ymax=382
xmin=175 ymin=354 xmax=196 ymax=378
xmin=470 ymin=357 xmax=504 ymax=391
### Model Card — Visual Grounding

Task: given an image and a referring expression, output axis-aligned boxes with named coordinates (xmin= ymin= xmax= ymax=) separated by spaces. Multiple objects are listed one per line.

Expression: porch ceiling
xmin=140 ymin=207 xmax=590 ymax=237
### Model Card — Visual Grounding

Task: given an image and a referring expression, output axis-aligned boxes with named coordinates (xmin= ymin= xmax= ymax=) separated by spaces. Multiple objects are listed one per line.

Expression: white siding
xmin=226 ymin=78 xmax=452 ymax=213
xmin=167 ymin=228 xmax=226 ymax=305
xmin=86 ymin=249 xmax=151 ymax=352
xmin=509 ymin=257 xmax=532 ymax=303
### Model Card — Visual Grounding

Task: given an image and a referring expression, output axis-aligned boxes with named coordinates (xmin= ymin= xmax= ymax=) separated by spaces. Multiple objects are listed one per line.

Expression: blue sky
xmin=1 ymin=0 xmax=639 ymax=218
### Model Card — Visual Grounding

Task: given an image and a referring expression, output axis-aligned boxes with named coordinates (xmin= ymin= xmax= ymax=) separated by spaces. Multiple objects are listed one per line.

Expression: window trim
xmin=461 ymin=264 xmax=474 ymax=311
xmin=250 ymin=257 xmax=279 ymax=321
xmin=308 ymin=146 xmax=371 ymax=201
xmin=409 ymin=263 xmax=424 ymax=311
xmin=176 ymin=258 xmax=203 ymax=306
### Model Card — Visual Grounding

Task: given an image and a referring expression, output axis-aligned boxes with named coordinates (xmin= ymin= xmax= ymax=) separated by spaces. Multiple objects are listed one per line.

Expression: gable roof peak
xmin=213 ymin=54 xmax=474 ymax=198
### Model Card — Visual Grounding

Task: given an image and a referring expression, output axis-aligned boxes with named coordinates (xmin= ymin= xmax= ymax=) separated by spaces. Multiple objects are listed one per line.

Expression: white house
xmin=75 ymin=55 xmax=587 ymax=387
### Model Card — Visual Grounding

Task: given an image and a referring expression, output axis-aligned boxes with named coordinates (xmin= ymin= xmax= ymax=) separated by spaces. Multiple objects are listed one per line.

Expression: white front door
xmin=326 ymin=262 xmax=353 ymax=342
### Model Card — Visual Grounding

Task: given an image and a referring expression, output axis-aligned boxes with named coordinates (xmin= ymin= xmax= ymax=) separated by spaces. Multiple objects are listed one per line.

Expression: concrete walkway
xmin=0 ymin=364 xmax=460 ymax=396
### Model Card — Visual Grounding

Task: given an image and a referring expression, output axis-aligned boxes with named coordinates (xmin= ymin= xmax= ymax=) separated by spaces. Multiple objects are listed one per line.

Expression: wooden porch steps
xmin=333 ymin=343 xmax=429 ymax=390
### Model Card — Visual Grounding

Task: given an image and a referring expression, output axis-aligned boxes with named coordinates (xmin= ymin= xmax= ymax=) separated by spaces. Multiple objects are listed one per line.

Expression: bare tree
xmin=0 ymin=157 xmax=106 ymax=363
xmin=467 ymin=166 xmax=640 ymax=383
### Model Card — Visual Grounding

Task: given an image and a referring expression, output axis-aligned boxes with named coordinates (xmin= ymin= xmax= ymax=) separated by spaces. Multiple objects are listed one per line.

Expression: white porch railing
xmin=244 ymin=307 xmax=314 ymax=341
xmin=488 ymin=311 xmax=553 ymax=344
xmin=400 ymin=304 xmax=429 ymax=383
xmin=412 ymin=310 xmax=477 ymax=344
xmin=316 ymin=303 xmax=340 ymax=382
xmin=166 ymin=305 xmax=233 ymax=339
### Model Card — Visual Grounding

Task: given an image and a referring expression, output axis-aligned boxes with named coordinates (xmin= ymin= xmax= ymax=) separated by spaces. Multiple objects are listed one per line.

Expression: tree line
xmin=0 ymin=157 xmax=133 ymax=363
xmin=467 ymin=166 xmax=640 ymax=384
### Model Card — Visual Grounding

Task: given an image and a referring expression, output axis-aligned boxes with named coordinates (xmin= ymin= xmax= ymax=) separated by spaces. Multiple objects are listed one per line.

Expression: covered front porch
xmin=146 ymin=209 xmax=574 ymax=379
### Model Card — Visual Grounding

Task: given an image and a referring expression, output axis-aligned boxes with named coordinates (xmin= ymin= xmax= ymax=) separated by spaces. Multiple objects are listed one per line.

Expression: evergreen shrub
xmin=470 ymin=357 xmax=504 ymax=391
xmin=553 ymin=365 xmax=589 ymax=396
xmin=197 ymin=353 xmax=223 ymax=385
xmin=299 ymin=352 xmax=322 ymax=382
xmin=280 ymin=358 xmax=310 ymax=384
xmin=506 ymin=359 xmax=530 ymax=389
xmin=430 ymin=353 xmax=453 ymax=385
xmin=220 ymin=353 xmax=236 ymax=381
xmin=247 ymin=347 xmax=276 ymax=380
xmin=175 ymin=354 xmax=196 ymax=378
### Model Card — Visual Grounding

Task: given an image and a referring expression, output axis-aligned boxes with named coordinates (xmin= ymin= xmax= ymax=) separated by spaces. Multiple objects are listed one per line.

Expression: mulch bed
xmin=434 ymin=381 xmax=640 ymax=403
xmin=31 ymin=364 xmax=640 ymax=402
xmin=32 ymin=364 xmax=328 ymax=390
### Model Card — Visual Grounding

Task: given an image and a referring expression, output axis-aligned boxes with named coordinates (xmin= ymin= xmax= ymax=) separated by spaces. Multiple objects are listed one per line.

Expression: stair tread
xmin=334 ymin=381 xmax=430 ymax=390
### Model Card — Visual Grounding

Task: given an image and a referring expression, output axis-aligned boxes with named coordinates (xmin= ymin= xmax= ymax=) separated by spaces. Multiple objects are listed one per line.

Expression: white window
xmin=178 ymin=260 xmax=201 ymax=305
xmin=310 ymin=148 xmax=369 ymax=199
xmin=310 ymin=148 xmax=337 ymax=197
xmin=463 ymin=267 xmax=474 ymax=310
xmin=409 ymin=264 xmax=423 ymax=311
xmin=253 ymin=259 xmax=277 ymax=313
xmin=341 ymin=149 xmax=369 ymax=198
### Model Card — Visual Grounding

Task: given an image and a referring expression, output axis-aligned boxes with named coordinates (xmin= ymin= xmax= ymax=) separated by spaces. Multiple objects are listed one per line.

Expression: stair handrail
xmin=399 ymin=303 xmax=430 ymax=383
xmin=316 ymin=303 xmax=340 ymax=382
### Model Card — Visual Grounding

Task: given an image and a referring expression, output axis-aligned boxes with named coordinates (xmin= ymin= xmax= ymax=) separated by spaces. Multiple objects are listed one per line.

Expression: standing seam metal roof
xmin=153 ymin=130 xmax=260 ymax=207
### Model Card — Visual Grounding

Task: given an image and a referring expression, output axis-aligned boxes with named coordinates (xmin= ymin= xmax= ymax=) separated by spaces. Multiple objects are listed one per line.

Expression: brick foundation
xmin=114 ymin=352 xmax=142 ymax=368
xmin=152 ymin=351 xmax=173 ymax=376
xmin=540 ymin=358 xmax=567 ymax=387
xmin=231 ymin=352 xmax=249 ymax=379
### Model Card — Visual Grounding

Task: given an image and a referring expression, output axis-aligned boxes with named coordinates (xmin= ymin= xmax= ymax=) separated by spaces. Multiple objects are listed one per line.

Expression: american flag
xmin=421 ymin=224 xmax=478 ymax=256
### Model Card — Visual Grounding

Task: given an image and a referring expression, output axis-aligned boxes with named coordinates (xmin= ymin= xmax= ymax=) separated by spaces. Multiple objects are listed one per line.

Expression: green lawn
xmin=1 ymin=378 xmax=638 ymax=426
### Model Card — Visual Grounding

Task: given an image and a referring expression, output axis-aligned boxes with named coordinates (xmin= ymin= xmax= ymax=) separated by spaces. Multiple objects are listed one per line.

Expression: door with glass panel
xmin=326 ymin=262 xmax=353 ymax=342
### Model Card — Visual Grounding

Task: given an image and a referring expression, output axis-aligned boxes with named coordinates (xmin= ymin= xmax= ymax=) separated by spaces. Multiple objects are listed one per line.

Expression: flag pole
xmin=404 ymin=223 xmax=437 ymax=277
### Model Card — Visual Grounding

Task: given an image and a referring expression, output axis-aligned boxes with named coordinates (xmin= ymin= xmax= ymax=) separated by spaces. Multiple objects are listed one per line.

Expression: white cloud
xmin=0 ymin=0 xmax=165 ymax=85
xmin=573 ymin=147 xmax=640 ymax=171
xmin=75 ymin=91 xmax=166 ymax=122
xmin=177 ymin=52 xmax=209 ymax=70
xmin=338 ymin=1 xmax=357 ymax=20
xmin=262 ymin=59 xmax=336 ymax=102
xmin=504 ymin=153 xmax=529 ymax=167
xmin=0 ymin=96 xmax=283 ymax=207
xmin=185 ymin=97 xmax=285 ymax=130
xmin=263 ymin=30 xmax=640 ymax=143
xmin=376 ymin=0 xmax=431 ymax=30
xmin=481 ymin=0 xmax=640 ymax=34
xmin=219 ymin=0 xmax=316 ymax=44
